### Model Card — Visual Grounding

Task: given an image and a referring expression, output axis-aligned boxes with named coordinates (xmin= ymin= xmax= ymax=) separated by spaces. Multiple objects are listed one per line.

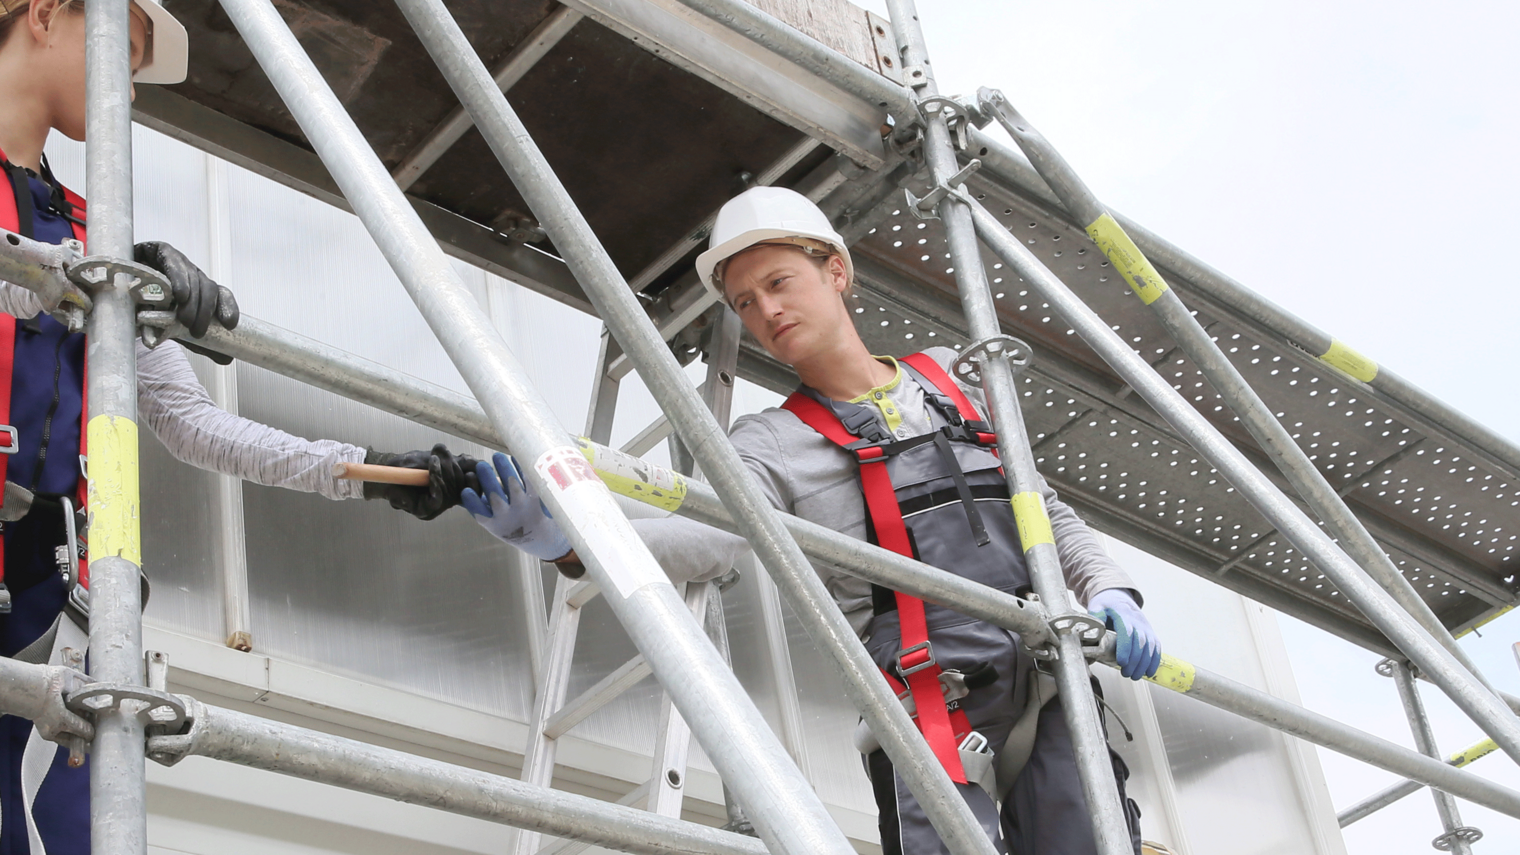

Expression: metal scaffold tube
xmin=1127 ymin=652 xmax=1520 ymax=820
xmin=962 ymin=196 xmax=1520 ymax=766
xmin=149 ymin=700 xmax=767 ymax=855
xmin=882 ymin=2 xmax=1133 ymax=852
xmin=1389 ymin=661 xmax=1482 ymax=853
xmin=388 ymin=0 xmax=996 ymax=851
xmin=214 ymin=1 xmax=843 ymax=852
xmin=1338 ymin=737 xmax=1498 ymax=826
xmin=973 ymin=87 xmax=1499 ymax=697
xmin=83 ymin=1 xmax=149 ymax=853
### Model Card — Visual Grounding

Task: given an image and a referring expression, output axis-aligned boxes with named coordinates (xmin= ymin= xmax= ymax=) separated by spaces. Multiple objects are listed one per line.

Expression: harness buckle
xmin=897 ymin=640 xmax=937 ymax=677
xmin=0 ymin=425 xmax=17 ymax=454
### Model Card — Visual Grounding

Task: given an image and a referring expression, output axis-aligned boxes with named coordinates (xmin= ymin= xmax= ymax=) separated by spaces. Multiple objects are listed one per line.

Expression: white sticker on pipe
xmin=534 ymin=446 xmax=669 ymax=599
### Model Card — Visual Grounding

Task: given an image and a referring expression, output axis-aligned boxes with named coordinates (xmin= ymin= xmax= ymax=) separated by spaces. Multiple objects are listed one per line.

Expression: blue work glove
xmin=461 ymin=452 xmax=573 ymax=562
xmin=1088 ymin=588 xmax=1161 ymax=680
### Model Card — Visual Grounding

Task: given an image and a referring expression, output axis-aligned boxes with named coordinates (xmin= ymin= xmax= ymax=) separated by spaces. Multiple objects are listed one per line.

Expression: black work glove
xmin=134 ymin=241 xmax=240 ymax=338
xmin=363 ymin=444 xmax=479 ymax=521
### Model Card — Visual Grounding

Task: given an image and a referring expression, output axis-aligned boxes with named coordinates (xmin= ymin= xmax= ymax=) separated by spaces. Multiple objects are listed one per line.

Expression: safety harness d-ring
xmin=952 ymin=334 xmax=1032 ymax=388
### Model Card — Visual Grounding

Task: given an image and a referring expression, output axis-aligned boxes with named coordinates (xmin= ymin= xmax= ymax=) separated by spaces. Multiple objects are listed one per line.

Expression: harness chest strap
xmin=0 ymin=155 xmax=91 ymax=590
xmin=783 ymin=355 xmax=997 ymax=784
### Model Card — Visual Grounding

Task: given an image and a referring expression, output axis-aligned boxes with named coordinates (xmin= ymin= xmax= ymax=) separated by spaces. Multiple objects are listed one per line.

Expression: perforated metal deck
xmin=812 ymin=172 xmax=1519 ymax=652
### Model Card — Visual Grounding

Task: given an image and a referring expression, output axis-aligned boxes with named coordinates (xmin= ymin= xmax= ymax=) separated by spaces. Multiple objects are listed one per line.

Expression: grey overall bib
xmin=783 ymin=354 xmax=1141 ymax=855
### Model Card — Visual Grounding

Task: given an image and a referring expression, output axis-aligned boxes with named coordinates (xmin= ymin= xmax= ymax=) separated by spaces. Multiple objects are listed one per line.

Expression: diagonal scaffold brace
xmin=213 ymin=0 xmax=848 ymax=852
xmin=387 ymin=0 xmax=999 ymax=852
xmin=960 ymin=164 xmax=1520 ymax=766
xmin=967 ymin=88 xmax=1520 ymax=768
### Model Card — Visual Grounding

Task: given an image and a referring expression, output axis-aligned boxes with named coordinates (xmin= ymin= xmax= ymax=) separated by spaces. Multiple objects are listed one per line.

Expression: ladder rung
xmin=543 ymin=654 xmax=652 ymax=740
xmin=565 ymin=579 xmax=600 ymax=609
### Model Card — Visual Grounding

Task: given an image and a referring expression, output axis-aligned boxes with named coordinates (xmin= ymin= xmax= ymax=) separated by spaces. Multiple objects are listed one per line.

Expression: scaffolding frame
xmin=0 ymin=0 xmax=1512 ymax=853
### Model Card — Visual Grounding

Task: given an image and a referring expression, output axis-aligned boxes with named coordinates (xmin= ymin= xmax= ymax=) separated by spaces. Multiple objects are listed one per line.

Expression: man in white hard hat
xmin=467 ymin=186 xmax=1159 ymax=854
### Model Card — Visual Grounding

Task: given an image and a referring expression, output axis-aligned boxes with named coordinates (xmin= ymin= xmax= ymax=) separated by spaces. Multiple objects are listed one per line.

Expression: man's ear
xmin=828 ymin=255 xmax=849 ymax=293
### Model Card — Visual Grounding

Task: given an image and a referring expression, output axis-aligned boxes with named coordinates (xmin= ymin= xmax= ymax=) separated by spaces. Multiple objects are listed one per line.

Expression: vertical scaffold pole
xmin=215 ymin=1 xmax=846 ymax=852
xmin=83 ymin=1 xmax=148 ymax=853
xmin=972 ymin=87 xmax=1501 ymax=699
xmin=883 ymin=2 xmax=1134 ymax=853
xmin=962 ymin=196 xmax=1520 ymax=766
xmin=389 ymin=0 xmax=998 ymax=852
xmin=1389 ymin=661 xmax=1483 ymax=854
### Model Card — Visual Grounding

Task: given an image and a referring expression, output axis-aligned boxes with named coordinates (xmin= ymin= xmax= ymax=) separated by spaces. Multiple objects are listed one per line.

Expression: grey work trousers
xmin=865 ymin=615 xmax=1142 ymax=855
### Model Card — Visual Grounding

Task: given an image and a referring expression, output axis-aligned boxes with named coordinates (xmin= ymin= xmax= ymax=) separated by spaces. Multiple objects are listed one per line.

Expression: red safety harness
xmin=782 ymin=352 xmax=997 ymax=783
xmin=0 ymin=148 xmax=90 ymax=593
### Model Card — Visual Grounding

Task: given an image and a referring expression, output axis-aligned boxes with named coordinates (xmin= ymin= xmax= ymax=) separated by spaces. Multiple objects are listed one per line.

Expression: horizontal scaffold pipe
xmin=153 ymin=699 xmax=766 ymax=855
xmin=185 ymin=313 xmax=1520 ymax=813
xmin=1112 ymin=651 xmax=1520 ymax=821
xmin=183 ymin=314 xmax=1054 ymax=648
xmin=1337 ymin=736 xmax=1499 ymax=827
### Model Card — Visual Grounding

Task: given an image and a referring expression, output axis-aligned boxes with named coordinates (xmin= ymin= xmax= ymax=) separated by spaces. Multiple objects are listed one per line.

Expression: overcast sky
xmin=845 ymin=1 xmax=1520 ymax=851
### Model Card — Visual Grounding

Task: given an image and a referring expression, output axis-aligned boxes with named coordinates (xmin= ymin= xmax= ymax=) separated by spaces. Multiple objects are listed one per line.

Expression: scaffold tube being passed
xmin=155 ymin=700 xmax=767 ymax=855
xmin=390 ymin=0 xmax=995 ymax=851
xmin=215 ymin=1 xmax=844 ymax=853
xmin=963 ymin=196 xmax=1520 ymax=767
xmin=179 ymin=312 xmax=1054 ymax=648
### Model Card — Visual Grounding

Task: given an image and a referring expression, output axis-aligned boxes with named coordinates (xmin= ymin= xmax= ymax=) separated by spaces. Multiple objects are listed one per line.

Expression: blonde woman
xmin=0 ymin=3 xmax=472 ymax=851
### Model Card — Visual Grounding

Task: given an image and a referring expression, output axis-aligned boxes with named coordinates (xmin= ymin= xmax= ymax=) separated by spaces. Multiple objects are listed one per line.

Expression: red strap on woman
xmin=0 ymin=155 xmax=90 ymax=588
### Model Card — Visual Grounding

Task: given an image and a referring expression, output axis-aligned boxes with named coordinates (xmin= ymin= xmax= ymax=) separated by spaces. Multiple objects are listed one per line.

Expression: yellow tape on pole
xmin=1010 ymin=491 xmax=1055 ymax=551
xmin=1086 ymin=212 xmax=1169 ymax=305
xmin=1146 ymin=654 xmax=1196 ymax=693
xmin=575 ymin=437 xmax=687 ymax=512
xmin=86 ymin=415 xmax=141 ymax=566
xmin=1319 ymin=339 xmax=1379 ymax=383
xmin=1449 ymin=738 xmax=1498 ymax=768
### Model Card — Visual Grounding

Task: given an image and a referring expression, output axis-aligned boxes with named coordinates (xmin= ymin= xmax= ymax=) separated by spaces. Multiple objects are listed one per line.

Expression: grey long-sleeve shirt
xmin=0 ymin=284 xmax=366 ymax=500
xmin=633 ymin=347 xmax=1137 ymax=637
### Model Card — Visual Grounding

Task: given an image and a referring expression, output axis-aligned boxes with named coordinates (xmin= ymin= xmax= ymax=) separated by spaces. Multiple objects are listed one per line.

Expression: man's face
xmin=722 ymin=244 xmax=850 ymax=366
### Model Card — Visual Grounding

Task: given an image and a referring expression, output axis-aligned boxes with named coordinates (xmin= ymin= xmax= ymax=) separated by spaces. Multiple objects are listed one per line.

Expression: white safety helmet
xmin=131 ymin=0 xmax=189 ymax=85
xmin=695 ymin=186 xmax=852 ymax=303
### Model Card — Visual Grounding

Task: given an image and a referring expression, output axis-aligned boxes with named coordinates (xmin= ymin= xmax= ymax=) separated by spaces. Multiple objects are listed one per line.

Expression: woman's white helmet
xmin=131 ymin=0 xmax=189 ymax=85
xmin=695 ymin=186 xmax=852 ymax=303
